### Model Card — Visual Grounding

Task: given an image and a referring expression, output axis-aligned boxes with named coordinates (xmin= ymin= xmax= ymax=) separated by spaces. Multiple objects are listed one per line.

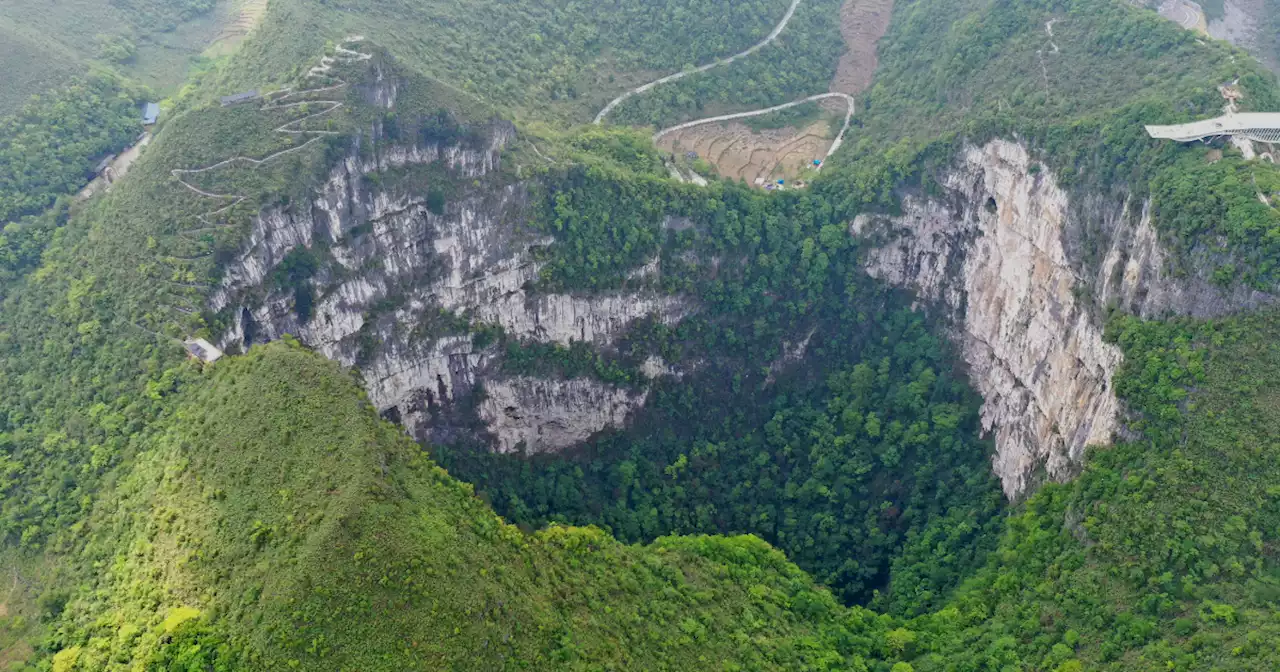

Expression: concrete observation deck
xmin=1146 ymin=113 xmax=1280 ymax=143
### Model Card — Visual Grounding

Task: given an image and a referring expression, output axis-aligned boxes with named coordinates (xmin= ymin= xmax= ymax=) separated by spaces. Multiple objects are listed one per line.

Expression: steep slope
xmin=208 ymin=112 xmax=688 ymax=450
xmin=7 ymin=0 xmax=1280 ymax=668
xmin=810 ymin=0 xmax=1280 ymax=497
xmin=888 ymin=308 xmax=1280 ymax=670
xmin=0 ymin=0 xmax=223 ymax=112
xmin=47 ymin=341 xmax=869 ymax=671
xmin=219 ymin=0 xmax=827 ymax=124
xmin=851 ymin=139 xmax=1271 ymax=495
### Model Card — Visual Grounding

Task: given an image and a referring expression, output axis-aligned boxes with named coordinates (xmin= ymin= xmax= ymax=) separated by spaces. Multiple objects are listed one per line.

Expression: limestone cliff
xmin=478 ymin=377 xmax=648 ymax=453
xmin=213 ymin=118 xmax=688 ymax=450
xmin=1207 ymin=0 xmax=1278 ymax=73
xmin=853 ymin=139 xmax=1268 ymax=498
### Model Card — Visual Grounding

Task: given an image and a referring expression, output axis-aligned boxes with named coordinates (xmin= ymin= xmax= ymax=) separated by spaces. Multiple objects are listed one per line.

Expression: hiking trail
xmin=172 ymin=37 xmax=372 ymax=234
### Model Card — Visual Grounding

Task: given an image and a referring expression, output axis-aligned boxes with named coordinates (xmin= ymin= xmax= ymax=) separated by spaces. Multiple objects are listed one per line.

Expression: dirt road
xmin=594 ymin=0 xmax=804 ymax=124
xmin=654 ymin=92 xmax=854 ymax=168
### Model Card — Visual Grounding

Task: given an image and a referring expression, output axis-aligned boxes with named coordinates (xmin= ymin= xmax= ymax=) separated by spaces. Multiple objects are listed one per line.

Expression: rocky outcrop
xmin=853 ymin=139 xmax=1268 ymax=498
xmin=478 ymin=377 xmax=648 ymax=453
xmin=215 ymin=120 xmax=689 ymax=449
xmin=1207 ymin=0 xmax=1277 ymax=73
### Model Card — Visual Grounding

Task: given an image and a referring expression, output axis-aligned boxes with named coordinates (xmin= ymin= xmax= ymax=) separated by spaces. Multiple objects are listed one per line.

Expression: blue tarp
xmin=142 ymin=102 xmax=160 ymax=125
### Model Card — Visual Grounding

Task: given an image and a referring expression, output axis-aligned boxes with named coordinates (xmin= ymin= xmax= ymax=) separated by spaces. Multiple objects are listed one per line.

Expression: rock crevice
xmin=215 ymin=121 xmax=687 ymax=449
xmin=854 ymin=139 xmax=1266 ymax=498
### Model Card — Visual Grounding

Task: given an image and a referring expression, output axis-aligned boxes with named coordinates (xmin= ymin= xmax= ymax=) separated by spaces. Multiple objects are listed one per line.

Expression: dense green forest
xmin=439 ymin=159 xmax=1005 ymax=610
xmin=241 ymin=0 xmax=808 ymax=122
xmin=3 ymin=0 xmax=1280 ymax=668
xmin=890 ymin=310 xmax=1280 ymax=669
xmin=606 ymin=0 xmax=845 ymax=127
xmin=0 ymin=77 xmax=143 ymax=225
xmin=39 ymin=341 xmax=875 ymax=671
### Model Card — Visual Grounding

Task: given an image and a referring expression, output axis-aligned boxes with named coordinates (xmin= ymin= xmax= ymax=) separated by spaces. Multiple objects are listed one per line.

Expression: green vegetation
xmin=828 ymin=0 xmax=1280 ymax=289
xmin=608 ymin=0 xmax=845 ymax=127
xmin=0 ymin=76 xmax=143 ymax=225
xmin=109 ymin=0 xmax=215 ymax=32
xmin=0 ymin=45 xmax=501 ymax=559
xmin=440 ymin=153 xmax=1004 ymax=611
xmin=879 ymin=310 xmax=1280 ymax=669
xmin=232 ymin=0 xmax=807 ymax=123
xmin=42 ymin=341 xmax=878 ymax=671
xmin=1150 ymin=147 xmax=1280 ymax=288
xmin=857 ymin=0 xmax=1251 ymax=138
xmin=740 ymin=100 xmax=826 ymax=131
xmin=1199 ymin=0 xmax=1226 ymax=22
xmin=0 ymin=24 xmax=83 ymax=118
xmin=6 ymin=0 xmax=1280 ymax=668
xmin=445 ymin=306 xmax=1005 ymax=610
xmin=0 ymin=0 xmax=223 ymax=111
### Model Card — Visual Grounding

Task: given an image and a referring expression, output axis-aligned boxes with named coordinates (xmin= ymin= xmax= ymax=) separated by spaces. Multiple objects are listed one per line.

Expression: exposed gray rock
xmin=1208 ymin=0 xmax=1277 ymax=72
xmin=853 ymin=139 xmax=1269 ymax=498
xmin=215 ymin=121 xmax=690 ymax=450
xmin=478 ymin=377 xmax=647 ymax=453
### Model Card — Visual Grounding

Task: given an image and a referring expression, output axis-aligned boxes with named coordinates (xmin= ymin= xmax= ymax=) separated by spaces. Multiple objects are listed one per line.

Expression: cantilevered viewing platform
xmin=1146 ymin=113 xmax=1280 ymax=143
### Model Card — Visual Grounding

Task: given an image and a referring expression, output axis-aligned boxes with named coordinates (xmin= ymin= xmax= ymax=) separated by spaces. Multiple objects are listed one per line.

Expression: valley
xmin=3 ymin=0 xmax=1280 ymax=669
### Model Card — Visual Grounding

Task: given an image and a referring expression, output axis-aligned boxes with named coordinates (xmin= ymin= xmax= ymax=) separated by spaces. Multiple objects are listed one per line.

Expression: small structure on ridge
xmin=184 ymin=338 xmax=224 ymax=364
xmin=220 ymin=90 xmax=260 ymax=107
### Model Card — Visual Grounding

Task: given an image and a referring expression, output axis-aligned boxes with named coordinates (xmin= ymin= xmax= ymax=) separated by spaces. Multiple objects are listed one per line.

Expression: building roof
xmin=94 ymin=155 xmax=116 ymax=174
xmin=219 ymin=90 xmax=260 ymax=106
xmin=142 ymin=102 xmax=160 ymax=125
xmin=183 ymin=338 xmax=225 ymax=363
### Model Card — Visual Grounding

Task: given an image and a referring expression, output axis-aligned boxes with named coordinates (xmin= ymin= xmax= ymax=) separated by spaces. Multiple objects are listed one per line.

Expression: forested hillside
xmin=0 ymin=77 xmax=144 ymax=225
xmin=214 ymin=0 xmax=814 ymax=123
xmin=438 ymin=161 xmax=1007 ymax=610
xmin=2 ymin=0 xmax=1280 ymax=669
xmin=43 ymin=340 xmax=869 ymax=671
xmin=0 ymin=0 xmax=222 ymax=114
xmin=844 ymin=0 xmax=1280 ymax=289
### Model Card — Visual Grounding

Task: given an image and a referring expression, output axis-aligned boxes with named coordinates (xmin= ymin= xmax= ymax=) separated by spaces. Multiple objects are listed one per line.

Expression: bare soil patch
xmin=658 ymin=119 xmax=835 ymax=186
xmin=829 ymin=0 xmax=895 ymax=95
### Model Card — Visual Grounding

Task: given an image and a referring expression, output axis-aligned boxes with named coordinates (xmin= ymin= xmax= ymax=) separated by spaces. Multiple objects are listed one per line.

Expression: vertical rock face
xmin=854 ymin=139 xmax=1268 ymax=498
xmin=478 ymin=378 xmax=648 ymax=453
xmin=214 ymin=120 xmax=689 ymax=449
xmin=1207 ymin=0 xmax=1277 ymax=73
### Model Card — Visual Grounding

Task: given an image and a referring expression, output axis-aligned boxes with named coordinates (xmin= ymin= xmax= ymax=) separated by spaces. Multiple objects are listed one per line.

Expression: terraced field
xmin=658 ymin=117 xmax=836 ymax=185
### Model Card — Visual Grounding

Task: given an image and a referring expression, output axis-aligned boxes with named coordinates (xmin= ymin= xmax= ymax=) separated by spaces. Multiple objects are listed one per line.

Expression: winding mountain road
xmin=172 ymin=39 xmax=372 ymax=231
xmin=654 ymin=92 xmax=855 ymax=170
xmin=593 ymin=0 xmax=804 ymax=124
